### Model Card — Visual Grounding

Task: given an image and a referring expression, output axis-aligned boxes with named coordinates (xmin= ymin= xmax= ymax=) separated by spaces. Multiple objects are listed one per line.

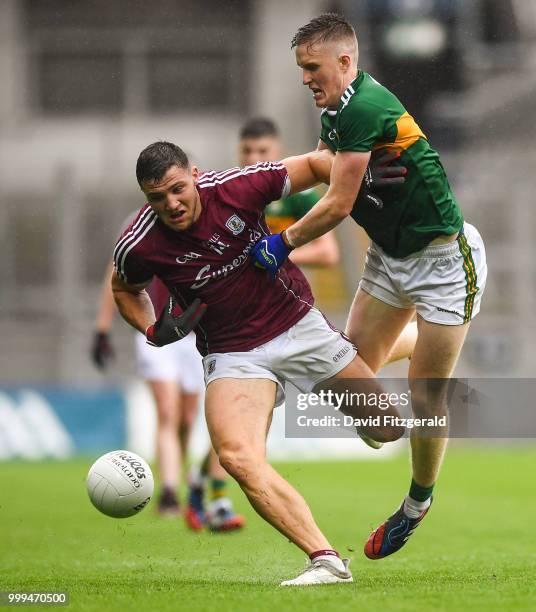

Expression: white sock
xmin=403 ymin=495 xmax=431 ymax=519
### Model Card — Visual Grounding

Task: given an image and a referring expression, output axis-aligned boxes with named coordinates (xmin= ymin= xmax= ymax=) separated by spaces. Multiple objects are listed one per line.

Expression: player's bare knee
xmin=217 ymin=441 xmax=262 ymax=484
xmin=156 ymin=406 xmax=177 ymax=430
xmin=409 ymin=379 xmax=448 ymax=419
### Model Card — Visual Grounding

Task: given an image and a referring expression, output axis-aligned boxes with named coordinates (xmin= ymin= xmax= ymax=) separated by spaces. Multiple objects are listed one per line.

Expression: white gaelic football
xmin=86 ymin=450 xmax=154 ymax=518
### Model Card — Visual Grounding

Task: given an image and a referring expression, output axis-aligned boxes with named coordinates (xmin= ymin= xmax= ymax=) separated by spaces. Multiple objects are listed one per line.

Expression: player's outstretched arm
xmin=284 ymin=150 xmax=370 ymax=248
xmin=250 ymin=150 xmax=368 ymax=276
xmin=250 ymin=149 xmax=404 ymax=275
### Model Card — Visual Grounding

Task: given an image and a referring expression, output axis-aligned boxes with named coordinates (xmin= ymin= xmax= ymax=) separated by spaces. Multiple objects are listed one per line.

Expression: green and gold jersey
xmin=320 ymin=71 xmax=463 ymax=258
xmin=265 ymin=188 xmax=320 ymax=234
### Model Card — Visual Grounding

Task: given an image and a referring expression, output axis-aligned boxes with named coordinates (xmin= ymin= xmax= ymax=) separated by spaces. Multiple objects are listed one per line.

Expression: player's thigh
xmin=205 ymin=378 xmax=277 ymax=460
xmin=346 ymin=287 xmax=415 ymax=372
xmin=410 ymin=316 xmax=470 ymax=379
xmin=408 ymin=316 xmax=470 ymax=415
xmin=313 ymin=349 xmax=376 ymax=410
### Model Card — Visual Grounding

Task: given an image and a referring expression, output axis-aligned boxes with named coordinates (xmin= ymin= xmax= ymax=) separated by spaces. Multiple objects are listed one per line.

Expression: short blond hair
xmin=291 ymin=13 xmax=356 ymax=50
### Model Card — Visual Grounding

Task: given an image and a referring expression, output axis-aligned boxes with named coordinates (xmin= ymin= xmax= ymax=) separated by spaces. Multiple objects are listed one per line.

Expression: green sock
xmin=210 ymin=479 xmax=227 ymax=500
xmin=409 ymin=478 xmax=434 ymax=502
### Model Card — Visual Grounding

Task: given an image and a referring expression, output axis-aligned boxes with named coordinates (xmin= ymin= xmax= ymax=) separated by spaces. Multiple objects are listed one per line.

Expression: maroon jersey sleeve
xmin=113 ymin=205 xmax=155 ymax=285
xmin=198 ymin=162 xmax=290 ymax=213
xmin=113 ymin=208 xmax=170 ymax=315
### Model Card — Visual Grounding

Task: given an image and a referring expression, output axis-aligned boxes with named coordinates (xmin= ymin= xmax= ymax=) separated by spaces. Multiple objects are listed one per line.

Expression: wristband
xmin=145 ymin=324 xmax=155 ymax=344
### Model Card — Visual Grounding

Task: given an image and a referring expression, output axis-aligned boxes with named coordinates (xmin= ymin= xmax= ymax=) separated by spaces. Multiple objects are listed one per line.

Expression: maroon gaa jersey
xmin=113 ymin=162 xmax=314 ymax=355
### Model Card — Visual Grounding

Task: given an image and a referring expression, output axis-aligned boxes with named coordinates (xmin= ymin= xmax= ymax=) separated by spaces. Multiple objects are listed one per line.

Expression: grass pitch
xmin=2 ymin=447 xmax=536 ymax=611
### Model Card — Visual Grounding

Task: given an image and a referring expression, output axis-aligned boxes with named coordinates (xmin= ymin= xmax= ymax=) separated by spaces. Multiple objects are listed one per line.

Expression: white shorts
xmin=202 ymin=308 xmax=357 ymax=406
xmin=359 ymin=223 xmax=487 ymax=325
xmin=135 ymin=332 xmax=204 ymax=393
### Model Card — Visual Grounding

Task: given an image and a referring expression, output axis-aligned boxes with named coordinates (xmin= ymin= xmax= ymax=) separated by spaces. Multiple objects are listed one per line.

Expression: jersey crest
xmin=225 ymin=214 xmax=245 ymax=235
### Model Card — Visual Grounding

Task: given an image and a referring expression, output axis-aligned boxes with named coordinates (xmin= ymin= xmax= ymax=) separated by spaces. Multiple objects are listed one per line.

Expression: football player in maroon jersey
xmin=112 ymin=141 xmax=405 ymax=586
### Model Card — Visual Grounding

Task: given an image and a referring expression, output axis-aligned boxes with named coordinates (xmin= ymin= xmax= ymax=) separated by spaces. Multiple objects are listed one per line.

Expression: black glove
xmin=146 ymin=297 xmax=206 ymax=347
xmin=91 ymin=331 xmax=114 ymax=370
xmin=357 ymin=150 xmax=407 ymax=211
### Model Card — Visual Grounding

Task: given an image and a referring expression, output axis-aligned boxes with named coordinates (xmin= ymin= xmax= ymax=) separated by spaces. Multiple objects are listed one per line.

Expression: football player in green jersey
xmin=252 ymin=13 xmax=487 ymax=561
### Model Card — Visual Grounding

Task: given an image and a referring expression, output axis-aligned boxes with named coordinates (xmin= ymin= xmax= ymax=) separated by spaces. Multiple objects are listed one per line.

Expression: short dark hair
xmin=291 ymin=13 xmax=355 ymax=49
xmin=239 ymin=117 xmax=279 ymax=141
xmin=136 ymin=141 xmax=189 ymax=185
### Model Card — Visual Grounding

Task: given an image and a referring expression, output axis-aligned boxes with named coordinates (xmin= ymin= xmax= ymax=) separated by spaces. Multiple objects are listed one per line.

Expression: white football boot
xmin=280 ymin=557 xmax=353 ymax=586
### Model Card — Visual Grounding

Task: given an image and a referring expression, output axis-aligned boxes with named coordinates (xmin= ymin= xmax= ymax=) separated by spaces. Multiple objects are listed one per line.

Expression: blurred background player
xmin=91 ymin=218 xmax=245 ymax=532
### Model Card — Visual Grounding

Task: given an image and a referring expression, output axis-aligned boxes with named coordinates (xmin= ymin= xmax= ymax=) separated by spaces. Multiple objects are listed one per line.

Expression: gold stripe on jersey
xmin=373 ymin=112 xmax=426 ymax=153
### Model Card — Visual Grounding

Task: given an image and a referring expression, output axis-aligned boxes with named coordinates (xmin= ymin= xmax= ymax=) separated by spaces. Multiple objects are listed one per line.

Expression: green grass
xmin=2 ymin=447 xmax=536 ymax=611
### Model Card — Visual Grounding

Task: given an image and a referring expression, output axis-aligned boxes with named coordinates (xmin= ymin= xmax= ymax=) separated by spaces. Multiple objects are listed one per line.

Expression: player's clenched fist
xmin=251 ymin=233 xmax=293 ymax=278
xmin=355 ymin=150 xmax=407 ymax=211
xmin=146 ymin=297 xmax=206 ymax=347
